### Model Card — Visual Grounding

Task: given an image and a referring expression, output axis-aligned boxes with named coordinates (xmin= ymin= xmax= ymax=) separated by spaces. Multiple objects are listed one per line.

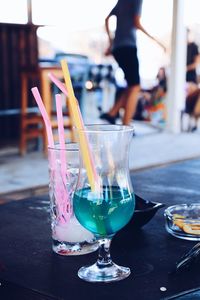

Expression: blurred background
xmin=1 ymin=0 xmax=200 ymax=196
xmin=1 ymin=0 xmax=200 ymax=144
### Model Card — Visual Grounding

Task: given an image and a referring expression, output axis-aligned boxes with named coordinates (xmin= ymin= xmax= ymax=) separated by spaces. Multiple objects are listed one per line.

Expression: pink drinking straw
xmin=55 ymin=94 xmax=72 ymax=216
xmin=48 ymin=72 xmax=84 ymax=127
xmin=31 ymin=87 xmax=54 ymax=147
xmin=55 ymin=94 xmax=67 ymax=171
xmin=48 ymin=73 xmax=68 ymax=95
xmin=48 ymin=72 xmax=85 ymax=128
xmin=48 ymin=72 xmax=99 ymax=187
xmin=31 ymin=87 xmax=70 ymax=223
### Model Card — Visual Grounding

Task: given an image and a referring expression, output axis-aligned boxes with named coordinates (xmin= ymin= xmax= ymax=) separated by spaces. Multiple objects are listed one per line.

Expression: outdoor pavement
xmin=1 ymin=120 xmax=200 ymax=199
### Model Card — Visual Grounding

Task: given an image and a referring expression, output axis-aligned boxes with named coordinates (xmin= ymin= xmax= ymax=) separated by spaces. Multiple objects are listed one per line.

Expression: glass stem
xmin=97 ymin=238 xmax=113 ymax=267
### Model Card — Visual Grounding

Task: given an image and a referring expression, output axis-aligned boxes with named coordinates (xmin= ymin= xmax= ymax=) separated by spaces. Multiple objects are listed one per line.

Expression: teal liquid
xmin=73 ymin=187 xmax=135 ymax=237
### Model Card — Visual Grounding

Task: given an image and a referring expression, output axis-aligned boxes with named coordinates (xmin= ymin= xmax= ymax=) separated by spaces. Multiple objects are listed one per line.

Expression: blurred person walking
xmin=186 ymin=29 xmax=200 ymax=84
xmin=183 ymin=29 xmax=200 ymax=131
xmin=100 ymin=0 xmax=165 ymax=126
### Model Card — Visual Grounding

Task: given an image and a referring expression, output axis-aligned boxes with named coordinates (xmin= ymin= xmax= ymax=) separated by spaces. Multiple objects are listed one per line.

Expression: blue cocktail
xmin=74 ymin=187 xmax=135 ymax=237
xmin=73 ymin=124 xmax=135 ymax=282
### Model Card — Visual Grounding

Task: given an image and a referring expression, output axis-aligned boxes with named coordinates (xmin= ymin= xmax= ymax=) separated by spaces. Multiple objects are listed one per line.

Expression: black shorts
xmin=112 ymin=46 xmax=140 ymax=87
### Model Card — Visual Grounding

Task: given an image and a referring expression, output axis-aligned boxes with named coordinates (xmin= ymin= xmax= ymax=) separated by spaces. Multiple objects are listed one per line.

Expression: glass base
xmin=52 ymin=239 xmax=99 ymax=256
xmin=78 ymin=261 xmax=131 ymax=282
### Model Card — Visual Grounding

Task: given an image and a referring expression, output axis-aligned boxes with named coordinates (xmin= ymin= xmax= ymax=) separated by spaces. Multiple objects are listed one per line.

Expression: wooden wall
xmin=0 ymin=23 xmax=39 ymax=144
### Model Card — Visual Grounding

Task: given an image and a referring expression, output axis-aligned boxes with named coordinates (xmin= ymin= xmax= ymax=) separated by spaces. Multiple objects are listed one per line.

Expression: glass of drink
xmin=73 ymin=124 xmax=135 ymax=282
xmin=48 ymin=143 xmax=98 ymax=255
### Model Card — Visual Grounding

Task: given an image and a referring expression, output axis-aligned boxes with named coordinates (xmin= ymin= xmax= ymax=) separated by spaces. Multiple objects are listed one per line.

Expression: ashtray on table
xmin=164 ymin=203 xmax=200 ymax=241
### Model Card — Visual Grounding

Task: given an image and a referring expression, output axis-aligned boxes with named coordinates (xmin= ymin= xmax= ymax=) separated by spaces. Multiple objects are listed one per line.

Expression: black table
xmin=1 ymin=158 xmax=200 ymax=300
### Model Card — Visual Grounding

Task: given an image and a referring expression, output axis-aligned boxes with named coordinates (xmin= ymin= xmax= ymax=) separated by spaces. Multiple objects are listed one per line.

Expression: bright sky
xmin=33 ymin=0 xmax=200 ymax=32
xmin=0 ymin=0 xmax=200 ymax=29
xmin=32 ymin=0 xmax=117 ymax=29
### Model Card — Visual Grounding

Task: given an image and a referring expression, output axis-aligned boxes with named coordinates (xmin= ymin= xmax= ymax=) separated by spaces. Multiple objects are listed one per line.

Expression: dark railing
xmin=0 ymin=23 xmax=39 ymax=142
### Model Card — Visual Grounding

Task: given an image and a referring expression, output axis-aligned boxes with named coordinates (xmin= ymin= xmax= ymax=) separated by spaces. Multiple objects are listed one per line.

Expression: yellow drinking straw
xmin=60 ymin=59 xmax=98 ymax=192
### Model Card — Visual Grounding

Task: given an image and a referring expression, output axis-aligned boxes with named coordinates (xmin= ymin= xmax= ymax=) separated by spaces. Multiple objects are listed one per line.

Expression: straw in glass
xmin=49 ymin=72 xmax=106 ymax=234
xmin=55 ymin=94 xmax=72 ymax=217
xmin=49 ymin=70 xmax=101 ymax=192
xmin=60 ymin=60 xmax=100 ymax=192
xmin=48 ymin=71 xmax=99 ymax=188
xmin=31 ymin=87 xmax=71 ymax=223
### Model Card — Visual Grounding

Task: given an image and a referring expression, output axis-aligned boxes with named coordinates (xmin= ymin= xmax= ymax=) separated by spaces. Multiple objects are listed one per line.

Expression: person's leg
xmin=120 ymin=47 xmax=140 ymax=125
xmin=100 ymin=89 xmax=128 ymax=124
xmin=193 ymin=92 xmax=200 ymax=118
xmin=108 ymin=88 xmax=128 ymax=117
xmin=191 ymin=92 xmax=200 ymax=130
xmin=101 ymin=46 xmax=140 ymax=125
xmin=100 ymin=48 xmax=129 ymax=122
xmin=122 ymin=85 xmax=140 ymax=125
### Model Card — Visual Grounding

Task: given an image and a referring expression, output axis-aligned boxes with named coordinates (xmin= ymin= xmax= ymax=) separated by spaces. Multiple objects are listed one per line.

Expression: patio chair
xmin=19 ymin=66 xmax=74 ymax=155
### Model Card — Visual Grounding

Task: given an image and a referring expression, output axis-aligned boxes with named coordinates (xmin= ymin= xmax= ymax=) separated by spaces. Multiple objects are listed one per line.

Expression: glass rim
xmin=48 ymin=142 xmax=79 ymax=151
xmin=73 ymin=124 xmax=134 ymax=133
xmin=164 ymin=203 xmax=200 ymax=218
